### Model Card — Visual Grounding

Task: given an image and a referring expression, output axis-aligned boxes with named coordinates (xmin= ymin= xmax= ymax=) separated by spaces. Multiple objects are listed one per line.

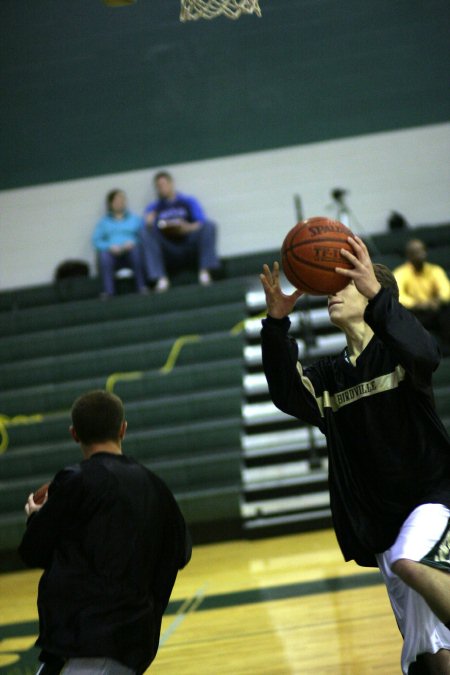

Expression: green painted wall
xmin=1 ymin=0 xmax=449 ymax=189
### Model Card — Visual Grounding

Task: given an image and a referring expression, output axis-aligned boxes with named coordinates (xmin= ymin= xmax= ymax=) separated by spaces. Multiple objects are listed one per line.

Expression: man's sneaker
xmin=199 ymin=270 xmax=212 ymax=286
xmin=155 ymin=277 xmax=170 ymax=293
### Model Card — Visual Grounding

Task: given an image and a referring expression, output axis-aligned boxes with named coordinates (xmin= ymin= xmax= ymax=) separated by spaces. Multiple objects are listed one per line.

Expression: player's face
xmin=327 ymin=281 xmax=368 ymax=328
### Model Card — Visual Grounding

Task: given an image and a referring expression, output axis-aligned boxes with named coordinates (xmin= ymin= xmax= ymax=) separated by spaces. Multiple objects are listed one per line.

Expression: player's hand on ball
xmin=335 ymin=236 xmax=381 ymax=300
xmin=24 ymin=492 xmax=46 ymax=517
xmin=260 ymin=262 xmax=303 ymax=319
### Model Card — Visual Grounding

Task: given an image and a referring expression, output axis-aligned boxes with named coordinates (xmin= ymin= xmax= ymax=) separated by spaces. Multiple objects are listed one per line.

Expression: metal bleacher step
xmin=241 ymin=489 xmax=330 ymax=519
xmin=242 ymin=464 xmax=328 ymax=490
xmin=243 ymin=372 xmax=268 ymax=396
xmin=240 ymin=284 xmax=335 ymax=537
xmin=242 ymin=507 xmax=332 ymax=531
xmin=241 ymin=462 xmax=330 ymax=529
xmin=242 ymin=401 xmax=297 ymax=426
xmin=245 ymin=288 xmax=326 ymax=312
xmin=244 ymin=307 xmax=331 ymax=338
xmin=242 ymin=426 xmax=326 ymax=458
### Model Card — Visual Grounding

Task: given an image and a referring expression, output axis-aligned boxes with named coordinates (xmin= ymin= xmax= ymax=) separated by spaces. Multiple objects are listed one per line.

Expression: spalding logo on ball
xmin=281 ymin=217 xmax=354 ymax=295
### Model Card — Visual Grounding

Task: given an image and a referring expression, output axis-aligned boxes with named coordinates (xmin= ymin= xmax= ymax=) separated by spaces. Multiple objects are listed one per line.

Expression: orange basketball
xmin=33 ymin=482 xmax=50 ymax=505
xmin=281 ymin=217 xmax=354 ymax=295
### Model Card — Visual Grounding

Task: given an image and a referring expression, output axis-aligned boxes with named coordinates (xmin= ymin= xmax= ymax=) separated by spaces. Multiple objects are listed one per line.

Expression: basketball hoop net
xmin=180 ymin=0 xmax=261 ymax=21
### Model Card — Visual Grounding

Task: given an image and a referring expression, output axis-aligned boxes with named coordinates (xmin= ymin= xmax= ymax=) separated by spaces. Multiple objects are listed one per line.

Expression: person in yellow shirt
xmin=394 ymin=238 xmax=450 ymax=354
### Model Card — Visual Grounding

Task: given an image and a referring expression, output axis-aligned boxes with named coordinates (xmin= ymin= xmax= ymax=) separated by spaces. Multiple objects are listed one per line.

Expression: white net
xmin=180 ymin=0 xmax=261 ymax=21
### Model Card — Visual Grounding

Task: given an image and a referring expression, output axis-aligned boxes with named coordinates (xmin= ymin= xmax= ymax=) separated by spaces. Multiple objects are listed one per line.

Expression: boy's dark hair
xmin=71 ymin=390 xmax=125 ymax=445
xmin=372 ymin=263 xmax=399 ymax=301
xmin=106 ymin=189 xmax=123 ymax=212
xmin=153 ymin=171 xmax=173 ymax=183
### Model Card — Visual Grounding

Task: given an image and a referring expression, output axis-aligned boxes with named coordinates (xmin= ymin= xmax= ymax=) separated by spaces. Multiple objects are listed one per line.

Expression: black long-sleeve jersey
xmin=19 ymin=452 xmax=191 ymax=674
xmin=261 ymin=287 xmax=450 ymax=567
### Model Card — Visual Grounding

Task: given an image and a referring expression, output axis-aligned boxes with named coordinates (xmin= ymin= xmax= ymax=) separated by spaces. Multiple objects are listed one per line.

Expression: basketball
xmin=33 ymin=482 xmax=50 ymax=505
xmin=281 ymin=217 xmax=355 ymax=295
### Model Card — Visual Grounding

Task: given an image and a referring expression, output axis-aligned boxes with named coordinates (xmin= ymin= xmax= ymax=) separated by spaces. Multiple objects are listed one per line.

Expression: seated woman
xmin=92 ymin=189 xmax=147 ymax=298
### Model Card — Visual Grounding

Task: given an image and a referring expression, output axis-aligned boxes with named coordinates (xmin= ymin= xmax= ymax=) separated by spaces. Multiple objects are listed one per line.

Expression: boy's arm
xmin=152 ymin=476 xmax=192 ymax=612
xmin=18 ymin=467 xmax=82 ymax=569
xmin=261 ymin=315 xmax=326 ymax=429
xmin=260 ymin=262 xmax=326 ymax=429
xmin=337 ymin=236 xmax=440 ymax=381
xmin=364 ymin=288 xmax=440 ymax=380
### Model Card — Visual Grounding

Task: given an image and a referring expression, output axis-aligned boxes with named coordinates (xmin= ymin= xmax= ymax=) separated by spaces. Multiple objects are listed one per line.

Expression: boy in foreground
xmin=19 ymin=390 xmax=191 ymax=675
xmin=260 ymin=235 xmax=450 ymax=674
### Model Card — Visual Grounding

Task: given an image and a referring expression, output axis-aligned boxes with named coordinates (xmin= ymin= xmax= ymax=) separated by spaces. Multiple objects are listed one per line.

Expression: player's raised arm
xmin=260 ymin=261 xmax=303 ymax=318
xmin=337 ymin=236 xmax=440 ymax=378
xmin=260 ymin=264 xmax=324 ymax=429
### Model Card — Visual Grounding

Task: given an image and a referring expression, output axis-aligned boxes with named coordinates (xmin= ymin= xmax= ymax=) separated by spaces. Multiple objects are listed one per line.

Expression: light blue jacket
xmin=92 ymin=212 xmax=143 ymax=251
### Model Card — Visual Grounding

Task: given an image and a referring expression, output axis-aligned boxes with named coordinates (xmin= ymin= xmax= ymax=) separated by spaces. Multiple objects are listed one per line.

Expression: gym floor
xmin=0 ymin=529 xmax=401 ymax=674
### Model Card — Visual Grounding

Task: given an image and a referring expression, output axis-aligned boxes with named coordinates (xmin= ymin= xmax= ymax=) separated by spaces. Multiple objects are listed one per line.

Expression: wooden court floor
xmin=0 ymin=529 xmax=402 ymax=674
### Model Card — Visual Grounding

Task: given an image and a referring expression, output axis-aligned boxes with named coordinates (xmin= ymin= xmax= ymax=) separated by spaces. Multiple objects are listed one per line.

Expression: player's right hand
xmin=260 ymin=262 xmax=303 ymax=319
xmin=24 ymin=492 xmax=46 ymax=517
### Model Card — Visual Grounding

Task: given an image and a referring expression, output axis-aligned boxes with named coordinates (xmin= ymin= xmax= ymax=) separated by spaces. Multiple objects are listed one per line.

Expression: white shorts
xmin=36 ymin=657 xmax=135 ymax=675
xmin=57 ymin=658 xmax=134 ymax=675
xmin=376 ymin=503 xmax=450 ymax=675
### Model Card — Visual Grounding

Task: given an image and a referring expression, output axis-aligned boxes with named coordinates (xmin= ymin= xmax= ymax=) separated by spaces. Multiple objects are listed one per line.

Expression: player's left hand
xmin=335 ymin=235 xmax=381 ymax=300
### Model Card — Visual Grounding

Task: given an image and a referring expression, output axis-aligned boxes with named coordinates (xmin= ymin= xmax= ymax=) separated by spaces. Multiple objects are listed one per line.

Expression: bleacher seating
xmin=1 ymin=222 xmax=450 ymax=557
xmin=0 ymin=278 xmax=248 ymax=554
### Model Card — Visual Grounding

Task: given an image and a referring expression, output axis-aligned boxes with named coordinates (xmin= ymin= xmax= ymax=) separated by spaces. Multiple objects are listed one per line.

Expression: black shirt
xmin=19 ymin=452 xmax=191 ymax=673
xmin=261 ymin=288 xmax=450 ymax=567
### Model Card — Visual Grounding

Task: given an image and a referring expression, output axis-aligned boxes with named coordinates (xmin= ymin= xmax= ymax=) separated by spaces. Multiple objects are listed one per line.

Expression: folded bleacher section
xmin=0 ymin=279 xmax=248 ymax=557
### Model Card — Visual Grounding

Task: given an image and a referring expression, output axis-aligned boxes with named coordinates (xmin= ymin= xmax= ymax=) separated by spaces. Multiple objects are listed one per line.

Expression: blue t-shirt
xmin=144 ymin=192 xmax=206 ymax=226
xmin=92 ymin=212 xmax=143 ymax=251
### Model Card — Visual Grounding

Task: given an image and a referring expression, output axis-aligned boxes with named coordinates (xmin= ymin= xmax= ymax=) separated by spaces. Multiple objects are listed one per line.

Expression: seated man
xmin=141 ymin=171 xmax=220 ymax=292
xmin=394 ymin=238 xmax=450 ymax=354
xmin=92 ymin=189 xmax=147 ymax=298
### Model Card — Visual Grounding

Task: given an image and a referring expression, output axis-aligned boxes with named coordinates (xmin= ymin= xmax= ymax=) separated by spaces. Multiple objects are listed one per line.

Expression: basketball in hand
xmin=33 ymin=482 xmax=50 ymax=505
xmin=281 ymin=217 xmax=354 ymax=295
